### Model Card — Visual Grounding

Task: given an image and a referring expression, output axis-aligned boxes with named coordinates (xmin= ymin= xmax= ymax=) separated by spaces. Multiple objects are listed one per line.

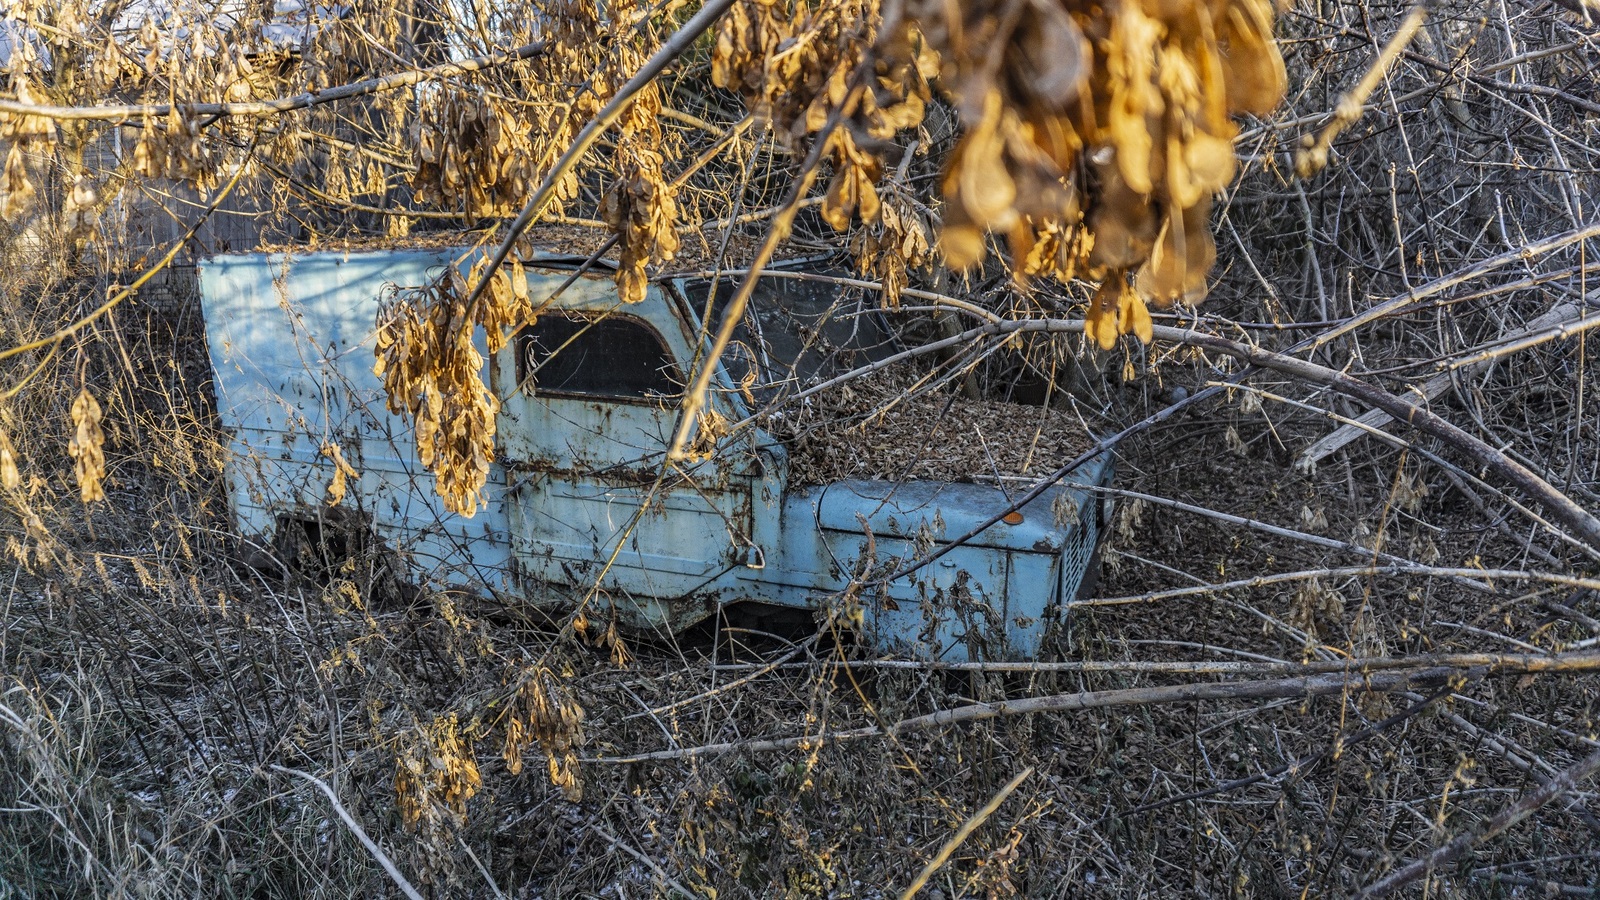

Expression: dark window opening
xmin=515 ymin=314 xmax=681 ymax=401
xmin=678 ymin=271 xmax=900 ymax=398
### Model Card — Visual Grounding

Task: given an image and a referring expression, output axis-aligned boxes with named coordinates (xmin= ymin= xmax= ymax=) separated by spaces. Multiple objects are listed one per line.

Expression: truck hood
xmin=805 ymin=477 xmax=1099 ymax=554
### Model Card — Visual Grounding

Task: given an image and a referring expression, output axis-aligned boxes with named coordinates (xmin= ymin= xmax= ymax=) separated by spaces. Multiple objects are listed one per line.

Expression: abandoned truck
xmin=198 ymin=245 xmax=1113 ymax=660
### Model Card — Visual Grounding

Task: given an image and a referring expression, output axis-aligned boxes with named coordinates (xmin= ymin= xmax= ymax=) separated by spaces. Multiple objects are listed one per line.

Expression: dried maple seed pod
xmin=68 ymin=388 xmax=107 ymax=503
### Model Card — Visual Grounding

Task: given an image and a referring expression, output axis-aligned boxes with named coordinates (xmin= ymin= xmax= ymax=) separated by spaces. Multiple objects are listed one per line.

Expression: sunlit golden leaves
xmin=0 ymin=80 xmax=55 ymax=224
xmin=411 ymin=89 xmax=538 ymax=217
xmin=130 ymin=111 xmax=218 ymax=190
xmin=1 ymin=145 xmax=36 ymax=222
xmin=909 ymin=0 xmax=1285 ymax=342
xmin=67 ymin=388 xmax=106 ymax=503
xmin=1085 ymin=271 xmax=1153 ymax=351
xmin=712 ymin=0 xmax=935 ymax=232
xmin=0 ymin=81 xmax=56 ymax=143
xmin=501 ymin=665 xmax=586 ymax=801
xmin=600 ymin=67 xmax=680 ymax=305
xmin=321 ymin=441 xmax=358 ymax=506
xmin=374 ymin=258 xmax=533 ymax=516
xmin=853 ymin=193 xmax=933 ymax=306
xmin=821 ymin=128 xmax=883 ymax=230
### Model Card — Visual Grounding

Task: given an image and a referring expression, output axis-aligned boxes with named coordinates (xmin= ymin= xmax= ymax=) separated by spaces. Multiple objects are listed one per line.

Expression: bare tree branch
xmin=0 ymin=41 xmax=549 ymax=122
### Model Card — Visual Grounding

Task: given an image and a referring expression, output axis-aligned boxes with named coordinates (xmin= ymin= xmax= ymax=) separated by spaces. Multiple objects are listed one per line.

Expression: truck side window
xmin=516 ymin=313 xmax=681 ymax=402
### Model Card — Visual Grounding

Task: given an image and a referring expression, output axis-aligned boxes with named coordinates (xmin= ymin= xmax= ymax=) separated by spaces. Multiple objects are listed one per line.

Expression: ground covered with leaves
xmin=4 ymin=297 xmax=1600 ymax=897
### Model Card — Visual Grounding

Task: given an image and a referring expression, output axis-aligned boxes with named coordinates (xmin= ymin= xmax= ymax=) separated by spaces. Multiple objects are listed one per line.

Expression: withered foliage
xmin=852 ymin=191 xmax=935 ymax=306
xmin=714 ymin=0 xmax=1286 ymax=346
xmin=67 ymin=388 xmax=106 ymax=503
xmin=918 ymin=0 xmax=1285 ymax=347
xmin=412 ymin=90 xmax=538 ymax=217
xmin=500 ymin=665 xmax=587 ymax=801
xmin=1 ymin=0 xmax=1287 ymax=512
xmin=393 ymin=712 xmax=483 ymax=883
xmin=711 ymin=0 xmax=937 ymax=235
xmin=599 ymin=79 xmax=682 ymax=305
xmin=321 ymin=441 xmax=360 ymax=507
xmin=373 ymin=258 xmax=532 ymax=516
xmin=0 ymin=81 xmax=52 ymax=222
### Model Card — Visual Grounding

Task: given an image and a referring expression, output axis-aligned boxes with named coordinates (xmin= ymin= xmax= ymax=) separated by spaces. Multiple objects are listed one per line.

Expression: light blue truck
xmin=199 ymin=246 xmax=1112 ymax=660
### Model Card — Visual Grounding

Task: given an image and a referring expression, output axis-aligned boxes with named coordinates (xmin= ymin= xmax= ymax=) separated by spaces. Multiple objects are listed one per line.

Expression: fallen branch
xmin=704 ymin=650 xmax=1600 ymax=679
xmin=1307 ymin=220 xmax=1600 ymax=351
xmin=1076 ymin=564 xmax=1600 ymax=609
xmin=1161 ymin=321 xmax=1600 ymax=554
xmin=1079 ymin=486 xmax=1499 ymax=593
xmin=898 ymin=766 xmax=1033 ymax=900
xmin=861 ymin=316 xmax=1600 ymax=577
xmin=1299 ymin=296 xmax=1598 ymax=469
xmin=591 ymin=655 xmax=1600 ymax=763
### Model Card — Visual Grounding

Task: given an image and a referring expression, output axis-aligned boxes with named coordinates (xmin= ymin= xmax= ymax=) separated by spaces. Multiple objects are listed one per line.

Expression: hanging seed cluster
xmin=67 ymin=388 xmax=106 ymax=503
xmin=915 ymin=0 xmax=1285 ymax=348
xmin=409 ymin=0 xmax=586 ymax=219
xmin=130 ymin=110 xmax=219 ymax=190
xmin=500 ymin=665 xmax=586 ymax=801
xmin=852 ymin=192 xmax=935 ymax=306
xmin=599 ymin=34 xmax=681 ymax=306
xmin=711 ymin=0 xmax=938 ymax=235
xmin=412 ymin=90 xmax=538 ymax=217
xmin=595 ymin=0 xmax=686 ymax=306
xmin=0 ymin=81 xmax=54 ymax=222
xmin=600 ymin=133 xmax=681 ymax=304
xmin=714 ymin=0 xmax=1284 ymax=346
xmin=373 ymin=258 xmax=533 ymax=516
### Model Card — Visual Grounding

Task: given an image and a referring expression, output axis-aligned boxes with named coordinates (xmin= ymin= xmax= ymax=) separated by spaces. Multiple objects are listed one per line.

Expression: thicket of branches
xmin=3 ymin=0 xmax=1600 ymax=896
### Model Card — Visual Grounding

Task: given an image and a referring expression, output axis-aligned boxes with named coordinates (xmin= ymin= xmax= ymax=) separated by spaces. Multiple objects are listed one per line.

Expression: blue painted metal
xmin=199 ymin=247 xmax=1113 ymax=660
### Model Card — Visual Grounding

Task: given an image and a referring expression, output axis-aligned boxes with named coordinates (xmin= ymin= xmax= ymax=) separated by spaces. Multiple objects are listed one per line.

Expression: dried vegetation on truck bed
xmin=763 ymin=368 xmax=1099 ymax=487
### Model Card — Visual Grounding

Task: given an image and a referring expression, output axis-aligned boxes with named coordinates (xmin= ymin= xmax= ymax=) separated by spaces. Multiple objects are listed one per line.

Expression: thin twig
xmin=269 ymin=765 xmax=425 ymax=900
xmin=898 ymin=767 xmax=1033 ymax=900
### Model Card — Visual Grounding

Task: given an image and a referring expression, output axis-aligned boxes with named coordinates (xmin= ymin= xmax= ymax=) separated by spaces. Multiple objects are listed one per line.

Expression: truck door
xmin=490 ymin=273 xmax=756 ymax=632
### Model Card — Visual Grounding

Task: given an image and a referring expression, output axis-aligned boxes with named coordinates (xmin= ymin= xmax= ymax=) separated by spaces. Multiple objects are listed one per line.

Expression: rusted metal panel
xmin=200 ymin=249 xmax=516 ymax=593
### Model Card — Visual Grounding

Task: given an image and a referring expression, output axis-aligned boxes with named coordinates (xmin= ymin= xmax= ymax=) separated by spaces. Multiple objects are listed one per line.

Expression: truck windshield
xmin=676 ymin=269 xmax=899 ymax=401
